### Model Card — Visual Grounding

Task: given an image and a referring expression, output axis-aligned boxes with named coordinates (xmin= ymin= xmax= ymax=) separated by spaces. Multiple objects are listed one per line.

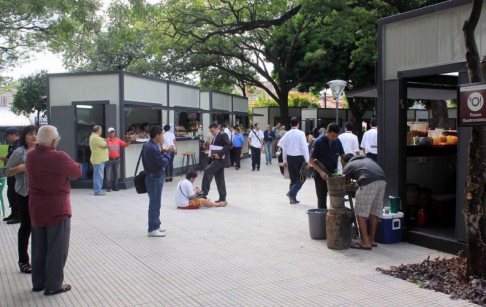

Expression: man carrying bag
xmin=196 ymin=123 xmax=231 ymax=203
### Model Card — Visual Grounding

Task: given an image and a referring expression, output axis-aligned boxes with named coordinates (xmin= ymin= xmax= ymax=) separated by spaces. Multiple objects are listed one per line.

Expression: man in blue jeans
xmin=142 ymin=126 xmax=169 ymax=237
xmin=263 ymin=124 xmax=275 ymax=165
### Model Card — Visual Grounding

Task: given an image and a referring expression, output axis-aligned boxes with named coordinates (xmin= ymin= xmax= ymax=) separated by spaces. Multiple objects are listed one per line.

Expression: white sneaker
xmin=148 ymin=229 xmax=166 ymax=237
xmin=159 ymin=228 xmax=166 ymax=233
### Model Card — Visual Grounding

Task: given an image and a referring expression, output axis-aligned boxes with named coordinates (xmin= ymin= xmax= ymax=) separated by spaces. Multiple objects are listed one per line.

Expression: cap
xmin=108 ymin=127 xmax=115 ymax=132
xmin=5 ymin=128 xmax=20 ymax=136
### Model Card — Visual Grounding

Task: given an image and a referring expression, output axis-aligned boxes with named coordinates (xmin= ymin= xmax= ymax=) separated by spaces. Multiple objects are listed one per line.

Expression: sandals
xmin=350 ymin=243 xmax=372 ymax=250
xmin=19 ymin=263 xmax=32 ymax=274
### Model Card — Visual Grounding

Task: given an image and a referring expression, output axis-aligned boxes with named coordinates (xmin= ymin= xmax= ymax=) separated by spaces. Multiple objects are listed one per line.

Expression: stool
xmin=181 ymin=152 xmax=197 ymax=176
xmin=0 ymin=178 xmax=6 ymax=217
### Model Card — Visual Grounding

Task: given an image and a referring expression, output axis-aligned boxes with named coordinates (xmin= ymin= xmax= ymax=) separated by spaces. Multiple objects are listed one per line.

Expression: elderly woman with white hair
xmin=26 ymin=125 xmax=82 ymax=296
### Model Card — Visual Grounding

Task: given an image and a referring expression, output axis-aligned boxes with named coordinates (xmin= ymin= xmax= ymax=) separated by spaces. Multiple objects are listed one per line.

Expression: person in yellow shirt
xmin=89 ymin=125 xmax=109 ymax=196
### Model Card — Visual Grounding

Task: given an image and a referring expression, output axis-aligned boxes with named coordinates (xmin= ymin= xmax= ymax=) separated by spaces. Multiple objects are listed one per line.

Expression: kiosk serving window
xmin=212 ymin=113 xmax=230 ymax=126
xmin=124 ymin=106 xmax=161 ymax=139
xmin=175 ymin=110 xmax=201 ymax=137
xmin=235 ymin=114 xmax=249 ymax=130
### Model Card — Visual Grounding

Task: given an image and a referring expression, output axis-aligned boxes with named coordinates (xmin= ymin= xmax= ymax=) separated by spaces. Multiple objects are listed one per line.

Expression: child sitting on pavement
xmin=175 ymin=169 xmax=227 ymax=209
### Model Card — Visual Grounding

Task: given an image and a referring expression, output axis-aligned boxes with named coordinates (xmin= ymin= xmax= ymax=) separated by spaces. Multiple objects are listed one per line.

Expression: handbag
xmin=133 ymin=149 xmax=147 ymax=194
xmin=299 ymin=162 xmax=313 ymax=182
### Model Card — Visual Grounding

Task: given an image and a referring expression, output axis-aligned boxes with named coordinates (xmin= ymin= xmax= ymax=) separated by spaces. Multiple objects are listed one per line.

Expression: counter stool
xmin=181 ymin=152 xmax=197 ymax=176
xmin=0 ymin=178 xmax=6 ymax=217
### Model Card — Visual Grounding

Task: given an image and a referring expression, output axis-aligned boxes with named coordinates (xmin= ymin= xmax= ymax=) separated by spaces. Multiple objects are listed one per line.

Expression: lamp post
xmin=327 ymin=80 xmax=347 ymax=126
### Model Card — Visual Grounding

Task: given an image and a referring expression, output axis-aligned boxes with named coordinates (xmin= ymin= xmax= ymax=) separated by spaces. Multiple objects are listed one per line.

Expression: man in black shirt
xmin=309 ymin=123 xmax=345 ymax=209
xmin=0 ymin=128 xmax=21 ymax=224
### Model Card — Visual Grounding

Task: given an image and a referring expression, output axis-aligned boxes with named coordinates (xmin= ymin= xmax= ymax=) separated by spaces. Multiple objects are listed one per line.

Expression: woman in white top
xmin=175 ymin=170 xmax=227 ymax=209
xmin=163 ymin=125 xmax=177 ymax=182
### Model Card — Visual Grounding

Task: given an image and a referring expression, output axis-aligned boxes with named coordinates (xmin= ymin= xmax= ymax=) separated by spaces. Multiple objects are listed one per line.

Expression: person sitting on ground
xmin=175 ymin=169 xmax=227 ymax=209
xmin=342 ymin=154 xmax=387 ymax=250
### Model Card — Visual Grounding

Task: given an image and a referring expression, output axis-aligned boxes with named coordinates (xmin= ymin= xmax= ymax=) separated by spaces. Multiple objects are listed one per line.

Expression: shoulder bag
xmin=134 ymin=148 xmax=147 ymax=194
xmin=299 ymin=162 xmax=313 ymax=183
xmin=251 ymin=130 xmax=262 ymax=148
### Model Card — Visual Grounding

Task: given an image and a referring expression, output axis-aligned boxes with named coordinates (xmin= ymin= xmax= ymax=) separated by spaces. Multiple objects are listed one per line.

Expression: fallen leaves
xmin=376 ymin=253 xmax=486 ymax=306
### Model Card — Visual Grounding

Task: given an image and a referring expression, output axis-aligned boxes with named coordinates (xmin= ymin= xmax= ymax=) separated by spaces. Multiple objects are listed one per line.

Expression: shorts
xmin=178 ymin=198 xmax=201 ymax=210
xmin=354 ymin=180 xmax=387 ymax=217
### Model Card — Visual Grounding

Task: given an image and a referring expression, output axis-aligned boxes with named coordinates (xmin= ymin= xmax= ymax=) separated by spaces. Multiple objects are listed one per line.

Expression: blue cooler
xmin=375 ymin=212 xmax=404 ymax=244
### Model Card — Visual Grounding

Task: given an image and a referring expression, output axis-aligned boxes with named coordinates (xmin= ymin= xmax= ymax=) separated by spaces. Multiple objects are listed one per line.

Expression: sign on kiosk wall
xmin=459 ymin=82 xmax=486 ymax=126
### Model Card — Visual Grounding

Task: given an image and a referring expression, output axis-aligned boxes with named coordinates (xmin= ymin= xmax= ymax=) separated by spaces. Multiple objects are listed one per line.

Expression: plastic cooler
xmin=374 ymin=212 xmax=404 ymax=244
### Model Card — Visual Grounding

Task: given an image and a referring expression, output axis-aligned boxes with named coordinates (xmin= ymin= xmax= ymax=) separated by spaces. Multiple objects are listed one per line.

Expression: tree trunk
xmin=278 ymin=94 xmax=290 ymax=128
xmin=36 ymin=109 xmax=40 ymax=127
xmin=463 ymin=0 xmax=486 ymax=278
xmin=430 ymin=100 xmax=449 ymax=129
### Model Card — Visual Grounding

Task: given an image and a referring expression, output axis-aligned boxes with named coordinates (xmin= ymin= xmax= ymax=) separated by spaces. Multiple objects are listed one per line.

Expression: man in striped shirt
xmin=106 ymin=127 xmax=131 ymax=192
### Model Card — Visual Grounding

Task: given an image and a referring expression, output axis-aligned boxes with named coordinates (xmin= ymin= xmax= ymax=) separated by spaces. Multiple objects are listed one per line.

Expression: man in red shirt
xmin=106 ymin=127 xmax=131 ymax=191
xmin=26 ymin=125 xmax=82 ymax=296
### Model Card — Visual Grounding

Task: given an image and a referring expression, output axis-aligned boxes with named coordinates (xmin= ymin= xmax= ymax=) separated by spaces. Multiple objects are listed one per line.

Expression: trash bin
xmin=307 ymin=209 xmax=328 ymax=240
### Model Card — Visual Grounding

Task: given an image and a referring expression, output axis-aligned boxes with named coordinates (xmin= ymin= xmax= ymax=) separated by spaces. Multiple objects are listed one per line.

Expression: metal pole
xmin=335 ymin=96 xmax=339 ymax=125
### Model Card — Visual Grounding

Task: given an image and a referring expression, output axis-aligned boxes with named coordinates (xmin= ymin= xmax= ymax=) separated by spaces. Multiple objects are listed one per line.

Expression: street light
xmin=327 ymin=80 xmax=347 ymax=126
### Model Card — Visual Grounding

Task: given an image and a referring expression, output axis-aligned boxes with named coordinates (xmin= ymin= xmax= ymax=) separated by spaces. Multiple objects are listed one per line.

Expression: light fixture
xmin=76 ymin=105 xmax=93 ymax=109
xmin=327 ymin=80 xmax=347 ymax=125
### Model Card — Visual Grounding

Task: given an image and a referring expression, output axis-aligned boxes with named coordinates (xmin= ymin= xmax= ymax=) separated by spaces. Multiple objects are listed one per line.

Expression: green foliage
xmin=11 ymin=71 xmax=47 ymax=126
xmin=0 ymin=0 xmax=101 ymax=72
xmin=253 ymin=93 xmax=279 ymax=107
xmin=288 ymin=93 xmax=320 ymax=108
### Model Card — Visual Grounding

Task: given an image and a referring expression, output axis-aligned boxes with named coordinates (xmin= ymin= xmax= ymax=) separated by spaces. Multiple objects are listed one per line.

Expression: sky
xmin=5 ymin=51 xmax=66 ymax=79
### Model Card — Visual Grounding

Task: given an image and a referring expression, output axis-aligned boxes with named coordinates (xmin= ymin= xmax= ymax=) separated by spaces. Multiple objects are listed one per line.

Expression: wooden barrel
xmin=327 ymin=176 xmax=346 ymax=197
xmin=326 ymin=208 xmax=353 ymax=250
xmin=329 ymin=196 xmax=345 ymax=209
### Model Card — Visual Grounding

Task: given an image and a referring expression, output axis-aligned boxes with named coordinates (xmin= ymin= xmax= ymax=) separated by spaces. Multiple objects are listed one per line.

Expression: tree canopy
xmin=11 ymin=70 xmax=47 ymax=127
xmin=57 ymin=0 xmax=449 ymax=129
xmin=0 ymin=0 xmax=101 ymax=74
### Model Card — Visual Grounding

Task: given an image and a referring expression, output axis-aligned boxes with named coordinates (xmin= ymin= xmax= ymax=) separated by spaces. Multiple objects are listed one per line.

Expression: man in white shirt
xmin=338 ymin=121 xmax=360 ymax=156
xmin=175 ymin=170 xmax=227 ymax=209
xmin=248 ymin=123 xmax=264 ymax=171
xmin=163 ymin=125 xmax=177 ymax=182
xmin=361 ymin=118 xmax=378 ymax=162
xmin=279 ymin=117 xmax=310 ymax=204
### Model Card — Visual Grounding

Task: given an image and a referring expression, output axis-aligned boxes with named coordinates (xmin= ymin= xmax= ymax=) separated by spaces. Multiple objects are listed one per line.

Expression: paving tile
xmin=0 ymin=158 xmax=474 ymax=306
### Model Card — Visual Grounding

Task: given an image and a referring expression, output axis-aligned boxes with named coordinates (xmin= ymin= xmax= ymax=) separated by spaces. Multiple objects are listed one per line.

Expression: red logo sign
xmin=459 ymin=83 xmax=486 ymax=126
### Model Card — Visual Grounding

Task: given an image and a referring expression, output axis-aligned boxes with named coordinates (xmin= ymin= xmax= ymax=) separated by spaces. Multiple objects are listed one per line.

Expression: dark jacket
xmin=342 ymin=156 xmax=386 ymax=186
xmin=142 ymin=139 xmax=169 ymax=177
xmin=211 ymin=132 xmax=231 ymax=159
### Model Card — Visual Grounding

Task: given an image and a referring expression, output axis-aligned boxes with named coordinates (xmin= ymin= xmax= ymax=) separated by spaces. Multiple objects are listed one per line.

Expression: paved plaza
xmin=0 ymin=158 xmax=473 ymax=306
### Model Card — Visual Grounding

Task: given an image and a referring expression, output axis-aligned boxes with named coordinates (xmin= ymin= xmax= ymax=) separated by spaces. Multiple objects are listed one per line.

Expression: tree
xmin=11 ymin=71 xmax=47 ymax=127
xmin=462 ymin=0 xmax=486 ymax=277
xmin=0 ymin=0 xmax=101 ymax=72
xmin=161 ymin=0 xmax=336 ymax=127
